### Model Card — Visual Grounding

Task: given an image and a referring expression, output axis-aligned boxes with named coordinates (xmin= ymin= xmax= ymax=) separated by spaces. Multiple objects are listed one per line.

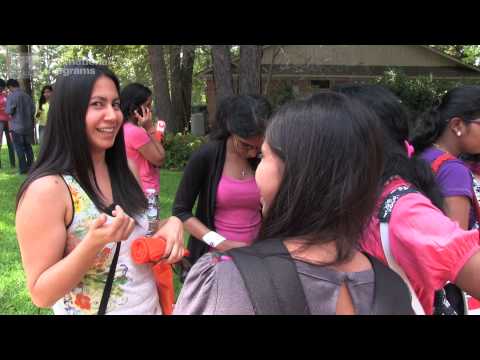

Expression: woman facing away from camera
xmin=120 ymin=83 xmax=165 ymax=196
xmin=15 ymin=63 xmax=184 ymax=315
xmin=174 ymin=91 xmax=414 ymax=315
xmin=335 ymin=84 xmax=480 ymax=315
xmin=412 ymin=86 xmax=480 ymax=231
xmin=172 ymin=95 xmax=272 ymax=271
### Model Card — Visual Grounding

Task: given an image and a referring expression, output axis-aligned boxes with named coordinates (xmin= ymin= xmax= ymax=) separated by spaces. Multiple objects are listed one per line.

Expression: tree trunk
xmin=17 ymin=45 xmax=32 ymax=96
xmin=181 ymin=45 xmax=196 ymax=132
xmin=264 ymin=46 xmax=281 ymax=96
xmin=239 ymin=45 xmax=263 ymax=95
xmin=169 ymin=45 xmax=184 ymax=133
xmin=211 ymin=45 xmax=234 ymax=104
xmin=147 ymin=45 xmax=174 ymax=132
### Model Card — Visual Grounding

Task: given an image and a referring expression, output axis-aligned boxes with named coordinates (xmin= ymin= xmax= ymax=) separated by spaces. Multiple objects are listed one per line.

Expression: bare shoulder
xmin=18 ymin=175 xmax=70 ymax=209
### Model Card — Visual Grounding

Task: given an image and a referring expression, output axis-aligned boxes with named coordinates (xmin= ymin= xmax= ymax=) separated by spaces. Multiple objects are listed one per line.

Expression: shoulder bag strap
xmin=98 ymin=242 xmax=121 ymax=315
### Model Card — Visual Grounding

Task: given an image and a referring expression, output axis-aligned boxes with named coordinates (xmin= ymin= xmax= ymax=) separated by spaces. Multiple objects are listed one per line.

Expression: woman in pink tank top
xmin=173 ymin=95 xmax=272 ymax=270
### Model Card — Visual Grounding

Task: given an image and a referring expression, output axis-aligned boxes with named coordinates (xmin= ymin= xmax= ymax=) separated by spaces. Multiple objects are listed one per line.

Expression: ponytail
xmin=411 ymin=107 xmax=445 ymax=154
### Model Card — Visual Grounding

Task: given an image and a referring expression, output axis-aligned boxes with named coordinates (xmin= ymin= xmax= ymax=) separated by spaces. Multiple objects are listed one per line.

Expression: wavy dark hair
xmin=38 ymin=85 xmax=53 ymax=111
xmin=411 ymin=85 xmax=480 ymax=154
xmin=16 ymin=62 xmax=147 ymax=217
xmin=258 ymin=91 xmax=384 ymax=264
xmin=334 ymin=84 xmax=444 ymax=210
xmin=119 ymin=83 xmax=152 ymax=124
xmin=209 ymin=94 xmax=272 ymax=141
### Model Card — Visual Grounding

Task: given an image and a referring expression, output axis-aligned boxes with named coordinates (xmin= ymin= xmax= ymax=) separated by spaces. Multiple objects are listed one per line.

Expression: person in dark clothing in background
xmin=6 ymin=79 xmax=36 ymax=174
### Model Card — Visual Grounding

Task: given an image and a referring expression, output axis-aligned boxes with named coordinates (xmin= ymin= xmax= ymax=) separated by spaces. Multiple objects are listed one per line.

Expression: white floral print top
xmin=52 ymin=175 xmax=161 ymax=315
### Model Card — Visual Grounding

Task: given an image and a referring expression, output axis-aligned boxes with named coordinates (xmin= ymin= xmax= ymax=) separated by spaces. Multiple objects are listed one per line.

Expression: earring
xmin=457 ymin=131 xmax=462 ymax=137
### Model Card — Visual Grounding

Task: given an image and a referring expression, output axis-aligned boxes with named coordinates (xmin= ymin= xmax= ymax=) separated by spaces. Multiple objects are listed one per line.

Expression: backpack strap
xmin=362 ymin=252 xmax=414 ymax=315
xmin=378 ymin=185 xmax=426 ymax=315
xmin=227 ymin=239 xmax=310 ymax=315
xmin=469 ymin=176 xmax=480 ymax=227
xmin=431 ymin=152 xmax=457 ymax=174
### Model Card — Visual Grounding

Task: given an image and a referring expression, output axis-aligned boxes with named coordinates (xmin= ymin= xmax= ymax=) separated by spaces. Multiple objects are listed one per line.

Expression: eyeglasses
xmin=234 ymin=136 xmax=262 ymax=152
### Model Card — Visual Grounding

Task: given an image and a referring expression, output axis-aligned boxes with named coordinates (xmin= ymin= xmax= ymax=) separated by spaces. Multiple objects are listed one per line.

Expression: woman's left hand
xmin=154 ymin=216 xmax=185 ymax=264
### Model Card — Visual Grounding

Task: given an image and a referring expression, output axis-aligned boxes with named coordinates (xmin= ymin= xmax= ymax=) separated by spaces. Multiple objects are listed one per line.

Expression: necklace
xmin=228 ymin=137 xmax=250 ymax=178
xmin=241 ymin=167 xmax=251 ymax=177
xmin=433 ymin=143 xmax=453 ymax=155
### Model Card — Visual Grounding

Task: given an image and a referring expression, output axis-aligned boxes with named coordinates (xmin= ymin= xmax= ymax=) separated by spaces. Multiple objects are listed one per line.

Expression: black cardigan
xmin=172 ymin=138 xmax=260 ymax=266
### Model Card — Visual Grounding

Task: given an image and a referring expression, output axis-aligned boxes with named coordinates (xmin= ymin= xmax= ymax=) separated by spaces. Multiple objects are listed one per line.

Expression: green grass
xmin=0 ymin=145 xmax=184 ymax=314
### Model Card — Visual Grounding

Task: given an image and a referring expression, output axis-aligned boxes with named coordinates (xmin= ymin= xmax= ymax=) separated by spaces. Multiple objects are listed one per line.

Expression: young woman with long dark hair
xmin=120 ymin=83 xmax=165 ymax=195
xmin=336 ymin=84 xmax=480 ymax=315
xmin=174 ymin=91 xmax=413 ymax=315
xmin=173 ymin=95 xmax=272 ymax=270
xmin=15 ymin=63 xmax=184 ymax=315
xmin=36 ymin=85 xmax=53 ymax=146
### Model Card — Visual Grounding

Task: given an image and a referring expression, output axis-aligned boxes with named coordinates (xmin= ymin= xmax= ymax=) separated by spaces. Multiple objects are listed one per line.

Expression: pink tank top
xmin=214 ymin=175 xmax=262 ymax=245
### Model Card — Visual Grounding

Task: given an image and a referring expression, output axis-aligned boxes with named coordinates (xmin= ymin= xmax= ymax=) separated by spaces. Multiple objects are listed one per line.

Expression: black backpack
xmin=227 ymin=238 xmax=414 ymax=315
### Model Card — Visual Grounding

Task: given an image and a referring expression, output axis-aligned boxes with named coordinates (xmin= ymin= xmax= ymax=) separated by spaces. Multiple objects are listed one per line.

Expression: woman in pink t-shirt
xmin=120 ymin=83 xmax=165 ymax=195
xmin=335 ymin=84 xmax=480 ymax=315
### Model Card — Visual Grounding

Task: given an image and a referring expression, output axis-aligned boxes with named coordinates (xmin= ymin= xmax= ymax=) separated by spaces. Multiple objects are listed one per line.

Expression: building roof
xmin=199 ymin=45 xmax=480 ymax=79
xmin=257 ymin=64 xmax=480 ymax=79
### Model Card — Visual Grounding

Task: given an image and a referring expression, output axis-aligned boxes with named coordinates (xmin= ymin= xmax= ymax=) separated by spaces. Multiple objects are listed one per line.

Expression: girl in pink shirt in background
xmin=121 ymin=83 xmax=165 ymax=195
xmin=335 ymin=84 xmax=480 ymax=315
xmin=173 ymin=95 xmax=272 ymax=275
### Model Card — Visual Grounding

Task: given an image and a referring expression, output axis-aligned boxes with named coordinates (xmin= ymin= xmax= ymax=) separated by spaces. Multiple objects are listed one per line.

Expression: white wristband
xmin=202 ymin=231 xmax=226 ymax=247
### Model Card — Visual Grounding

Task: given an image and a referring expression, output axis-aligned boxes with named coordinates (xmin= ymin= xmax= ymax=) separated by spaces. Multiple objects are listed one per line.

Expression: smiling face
xmin=255 ymin=141 xmax=285 ymax=216
xmin=85 ymin=76 xmax=123 ymax=155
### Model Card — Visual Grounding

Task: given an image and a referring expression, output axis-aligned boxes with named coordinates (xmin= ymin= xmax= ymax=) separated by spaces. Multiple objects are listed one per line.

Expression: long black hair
xmin=16 ymin=62 xmax=147 ymax=217
xmin=258 ymin=91 xmax=384 ymax=264
xmin=209 ymin=94 xmax=272 ymax=141
xmin=412 ymin=85 xmax=480 ymax=154
xmin=38 ymin=85 xmax=53 ymax=111
xmin=119 ymin=83 xmax=152 ymax=124
xmin=335 ymin=84 xmax=444 ymax=210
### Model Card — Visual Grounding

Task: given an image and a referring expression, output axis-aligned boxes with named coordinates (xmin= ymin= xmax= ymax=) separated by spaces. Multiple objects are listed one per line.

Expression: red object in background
xmin=154 ymin=120 xmax=166 ymax=142
xmin=131 ymin=236 xmax=189 ymax=315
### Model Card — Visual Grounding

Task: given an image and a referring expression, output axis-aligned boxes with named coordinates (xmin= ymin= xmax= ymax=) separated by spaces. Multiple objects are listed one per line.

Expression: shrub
xmin=163 ymin=133 xmax=206 ymax=170
xmin=374 ymin=68 xmax=480 ymax=136
xmin=376 ymin=69 xmax=453 ymax=115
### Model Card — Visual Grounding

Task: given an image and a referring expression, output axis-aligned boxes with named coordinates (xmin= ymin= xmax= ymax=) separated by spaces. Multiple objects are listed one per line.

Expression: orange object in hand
xmin=131 ymin=236 xmax=189 ymax=315
xmin=154 ymin=131 xmax=163 ymax=142
xmin=154 ymin=120 xmax=166 ymax=142
xmin=131 ymin=236 xmax=166 ymax=264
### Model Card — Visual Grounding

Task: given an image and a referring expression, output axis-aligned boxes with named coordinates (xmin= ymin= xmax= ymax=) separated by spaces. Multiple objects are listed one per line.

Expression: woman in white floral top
xmin=15 ymin=63 xmax=184 ymax=315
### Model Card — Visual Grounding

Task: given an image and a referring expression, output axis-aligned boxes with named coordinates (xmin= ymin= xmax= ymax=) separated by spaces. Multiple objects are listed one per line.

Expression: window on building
xmin=311 ymin=80 xmax=330 ymax=90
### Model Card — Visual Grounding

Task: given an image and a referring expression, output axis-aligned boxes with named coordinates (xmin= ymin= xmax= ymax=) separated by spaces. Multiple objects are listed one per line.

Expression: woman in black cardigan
xmin=173 ymin=95 xmax=272 ymax=272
